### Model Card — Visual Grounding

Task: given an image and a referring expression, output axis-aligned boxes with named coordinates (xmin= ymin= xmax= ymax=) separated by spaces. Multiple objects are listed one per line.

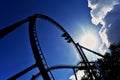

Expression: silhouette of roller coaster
xmin=0 ymin=14 xmax=104 ymax=80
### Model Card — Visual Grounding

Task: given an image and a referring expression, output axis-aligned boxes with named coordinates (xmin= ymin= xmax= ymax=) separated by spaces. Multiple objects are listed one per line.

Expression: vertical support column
xmin=73 ymin=68 xmax=78 ymax=80
xmin=77 ymin=43 xmax=100 ymax=80
xmin=29 ymin=18 xmax=51 ymax=80
xmin=76 ymin=43 xmax=93 ymax=80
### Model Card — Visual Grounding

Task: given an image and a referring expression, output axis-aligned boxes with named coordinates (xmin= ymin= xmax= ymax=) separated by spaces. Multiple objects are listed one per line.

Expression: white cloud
xmin=88 ymin=0 xmax=119 ymax=25
xmin=69 ymin=1 xmax=120 ymax=79
xmin=103 ymin=5 xmax=120 ymax=44
xmin=69 ymin=70 xmax=84 ymax=80
xmin=88 ymin=0 xmax=120 ymax=54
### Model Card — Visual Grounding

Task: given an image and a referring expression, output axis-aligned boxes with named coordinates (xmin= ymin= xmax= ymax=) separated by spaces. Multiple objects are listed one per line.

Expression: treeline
xmin=81 ymin=44 xmax=120 ymax=80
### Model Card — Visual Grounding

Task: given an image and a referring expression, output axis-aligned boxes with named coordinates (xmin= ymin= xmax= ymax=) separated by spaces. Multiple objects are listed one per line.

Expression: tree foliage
xmin=81 ymin=43 xmax=120 ymax=80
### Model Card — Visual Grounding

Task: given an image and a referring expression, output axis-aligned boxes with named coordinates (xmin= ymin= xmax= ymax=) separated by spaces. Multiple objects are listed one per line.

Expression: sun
xmin=80 ymin=33 xmax=98 ymax=49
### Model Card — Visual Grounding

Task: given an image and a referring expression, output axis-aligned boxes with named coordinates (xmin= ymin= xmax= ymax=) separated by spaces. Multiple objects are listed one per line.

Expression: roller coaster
xmin=0 ymin=14 xmax=104 ymax=80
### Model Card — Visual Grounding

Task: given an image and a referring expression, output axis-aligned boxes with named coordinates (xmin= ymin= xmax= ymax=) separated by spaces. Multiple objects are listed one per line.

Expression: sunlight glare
xmin=80 ymin=33 xmax=98 ymax=49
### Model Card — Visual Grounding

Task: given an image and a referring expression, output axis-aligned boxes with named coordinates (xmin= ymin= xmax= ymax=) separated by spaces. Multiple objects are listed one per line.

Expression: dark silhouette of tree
xmin=81 ymin=43 xmax=120 ymax=80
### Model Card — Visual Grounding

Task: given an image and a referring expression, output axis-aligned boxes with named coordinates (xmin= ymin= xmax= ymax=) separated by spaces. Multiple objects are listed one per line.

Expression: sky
xmin=1 ymin=0 xmax=120 ymax=80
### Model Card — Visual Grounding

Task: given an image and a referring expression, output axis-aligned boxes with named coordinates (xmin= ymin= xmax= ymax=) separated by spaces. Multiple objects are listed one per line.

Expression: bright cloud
xmin=88 ymin=0 xmax=120 ymax=54
xmin=88 ymin=0 xmax=119 ymax=25
xmin=69 ymin=70 xmax=84 ymax=80
xmin=69 ymin=1 xmax=120 ymax=79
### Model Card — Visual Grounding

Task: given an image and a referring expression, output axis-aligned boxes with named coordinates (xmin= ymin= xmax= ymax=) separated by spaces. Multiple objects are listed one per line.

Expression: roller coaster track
xmin=31 ymin=64 xmax=95 ymax=80
xmin=0 ymin=14 xmax=104 ymax=80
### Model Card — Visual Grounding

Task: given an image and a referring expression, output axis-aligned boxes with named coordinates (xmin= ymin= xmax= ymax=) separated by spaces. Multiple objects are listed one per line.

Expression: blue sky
xmin=0 ymin=0 xmax=102 ymax=80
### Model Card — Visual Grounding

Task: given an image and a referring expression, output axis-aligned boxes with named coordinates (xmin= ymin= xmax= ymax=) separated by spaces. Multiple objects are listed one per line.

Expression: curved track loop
xmin=30 ymin=14 xmax=104 ymax=80
xmin=0 ymin=14 xmax=104 ymax=80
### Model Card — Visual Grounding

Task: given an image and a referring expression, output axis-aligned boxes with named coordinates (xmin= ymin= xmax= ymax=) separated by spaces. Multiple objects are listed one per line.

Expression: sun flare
xmin=80 ymin=33 xmax=98 ymax=49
